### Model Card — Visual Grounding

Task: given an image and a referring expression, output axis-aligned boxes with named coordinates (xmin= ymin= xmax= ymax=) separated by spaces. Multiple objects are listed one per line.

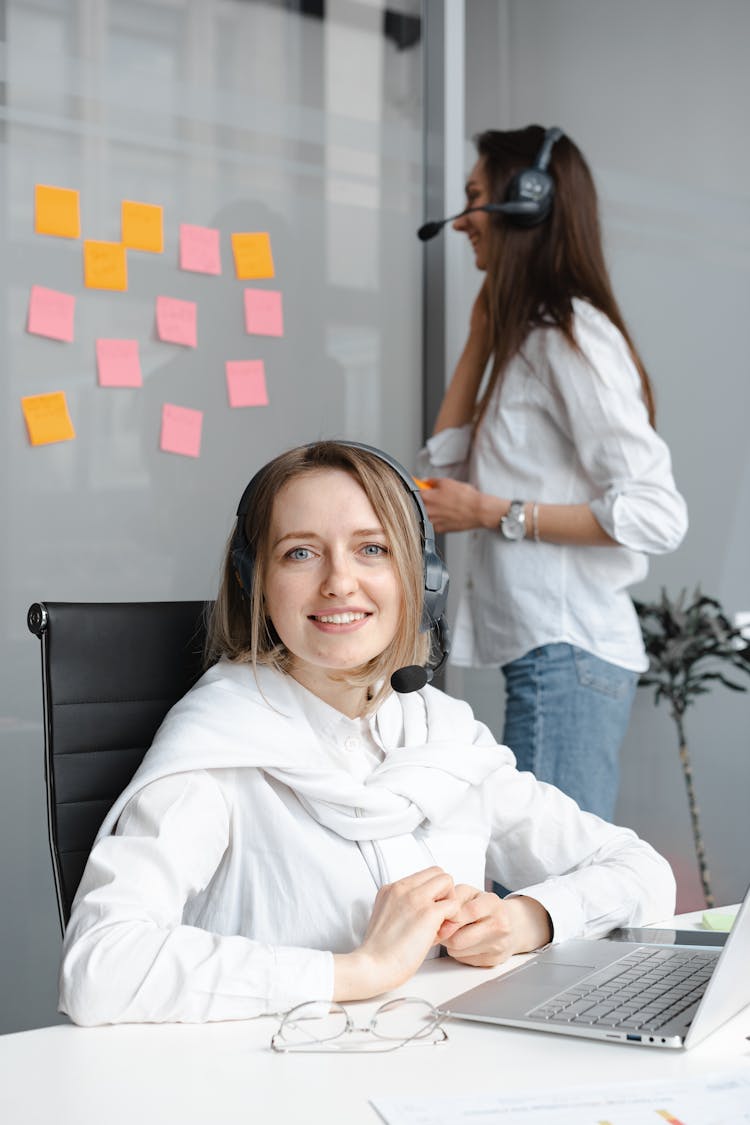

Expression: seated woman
xmin=59 ymin=440 xmax=675 ymax=1026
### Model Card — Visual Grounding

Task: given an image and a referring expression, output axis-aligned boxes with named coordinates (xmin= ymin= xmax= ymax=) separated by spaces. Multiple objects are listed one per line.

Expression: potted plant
xmin=634 ymin=588 xmax=750 ymax=908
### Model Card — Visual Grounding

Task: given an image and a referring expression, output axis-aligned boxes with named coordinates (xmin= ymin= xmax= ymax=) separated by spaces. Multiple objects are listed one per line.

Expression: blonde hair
xmin=205 ymin=441 xmax=431 ymax=712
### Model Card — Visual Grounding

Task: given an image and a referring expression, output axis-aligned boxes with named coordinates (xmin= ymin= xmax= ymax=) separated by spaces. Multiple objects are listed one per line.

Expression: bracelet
xmin=531 ymin=502 xmax=540 ymax=543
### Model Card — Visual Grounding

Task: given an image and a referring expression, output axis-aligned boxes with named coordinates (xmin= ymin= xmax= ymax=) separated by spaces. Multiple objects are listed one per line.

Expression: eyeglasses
xmin=270 ymin=996 xmax=448 ymax=1053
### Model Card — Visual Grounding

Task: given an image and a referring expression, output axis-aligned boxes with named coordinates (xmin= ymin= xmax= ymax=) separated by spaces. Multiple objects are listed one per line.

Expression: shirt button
xmin=344 ymin=736 xmax=361 ymax=752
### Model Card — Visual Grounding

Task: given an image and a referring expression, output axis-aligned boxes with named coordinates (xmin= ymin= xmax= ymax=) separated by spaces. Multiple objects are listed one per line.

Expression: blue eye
xmin=286 ymin=547 xmax=313 ymax=561
xmin=361 ymin=543 xmax=389 ymax=557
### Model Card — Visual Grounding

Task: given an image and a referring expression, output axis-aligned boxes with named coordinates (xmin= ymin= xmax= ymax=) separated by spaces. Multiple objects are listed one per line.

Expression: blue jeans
xmin=501 ymin=643 xmax=639 ymax=822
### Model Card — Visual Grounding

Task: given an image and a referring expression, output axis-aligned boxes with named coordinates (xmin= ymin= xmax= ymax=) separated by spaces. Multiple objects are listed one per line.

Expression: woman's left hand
xmin=437 ymin=889 xmax=553 ymax=968
xmin=421 ymin=478 xmax=493 ymax=534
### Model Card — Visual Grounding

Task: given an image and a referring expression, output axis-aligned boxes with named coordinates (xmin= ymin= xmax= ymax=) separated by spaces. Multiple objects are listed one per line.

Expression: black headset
xmin=231 ymin=441 xmax=451 ymax=693
xmin=417 ymin=125 xmax=564 ymax=241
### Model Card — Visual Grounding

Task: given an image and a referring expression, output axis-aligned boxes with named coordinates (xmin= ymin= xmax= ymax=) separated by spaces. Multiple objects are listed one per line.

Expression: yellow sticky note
xmin=121 ymin=200 xmax=164 ymax=253
xmin=84 ymin=240 xmax=128 ymax=290
xmin=231 ymin=232 xmax=275 ymax=279
xmin=21 ymin=392 xmax=76 ymax=446
xmin=35 ymin=184 xmax=81 ymax=239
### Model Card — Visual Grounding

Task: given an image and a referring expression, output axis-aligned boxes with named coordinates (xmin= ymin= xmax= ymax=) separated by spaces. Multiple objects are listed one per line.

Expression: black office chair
xmin=27 ymin=601 xmax=210 ymax=934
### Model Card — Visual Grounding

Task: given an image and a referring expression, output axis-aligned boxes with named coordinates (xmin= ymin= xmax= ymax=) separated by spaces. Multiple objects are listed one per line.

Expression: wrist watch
xmin=500 ymin=499 xmax=526 ymax=541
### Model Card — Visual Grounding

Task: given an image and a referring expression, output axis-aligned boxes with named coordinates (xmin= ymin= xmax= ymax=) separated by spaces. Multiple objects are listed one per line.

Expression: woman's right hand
xmin=333 ymin=867 xmax=459 ymax=1001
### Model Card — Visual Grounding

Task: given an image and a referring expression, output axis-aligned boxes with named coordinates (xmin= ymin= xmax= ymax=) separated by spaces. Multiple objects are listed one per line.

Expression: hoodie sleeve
xmin=59 ymin=770 xmax=333 ymax=1026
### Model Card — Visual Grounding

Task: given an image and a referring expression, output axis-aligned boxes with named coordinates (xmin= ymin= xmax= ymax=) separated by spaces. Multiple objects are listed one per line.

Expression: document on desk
xmin=371 ymin=1070 xmax=750 ymax=1125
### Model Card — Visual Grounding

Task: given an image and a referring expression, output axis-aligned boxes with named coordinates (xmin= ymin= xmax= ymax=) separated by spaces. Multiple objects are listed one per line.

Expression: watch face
xmin=501 ymin=502 xmax=526 ymax=540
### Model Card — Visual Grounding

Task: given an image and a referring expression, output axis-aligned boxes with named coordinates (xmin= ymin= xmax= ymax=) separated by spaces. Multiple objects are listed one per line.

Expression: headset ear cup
xmin=421 ymin=542 xmax=450 ymax=632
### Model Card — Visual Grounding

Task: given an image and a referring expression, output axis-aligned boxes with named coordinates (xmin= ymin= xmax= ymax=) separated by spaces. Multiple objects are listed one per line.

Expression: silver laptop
xmin=439 ymin=885 xmax=750 ymax=1049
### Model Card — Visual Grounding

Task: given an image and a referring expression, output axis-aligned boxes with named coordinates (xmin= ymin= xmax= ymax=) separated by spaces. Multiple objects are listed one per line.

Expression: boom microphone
xmin=417 ymin=201 xmax=542 ymax=241
xmin=390 ymin=616 xmax=451 ymax=694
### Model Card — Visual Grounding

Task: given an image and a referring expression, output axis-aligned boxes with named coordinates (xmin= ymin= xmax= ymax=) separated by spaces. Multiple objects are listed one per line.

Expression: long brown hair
xmin=205 ymin=441 xmax=430 ymax=712
xmin=475 ymin=125 xmax=655 ymax=430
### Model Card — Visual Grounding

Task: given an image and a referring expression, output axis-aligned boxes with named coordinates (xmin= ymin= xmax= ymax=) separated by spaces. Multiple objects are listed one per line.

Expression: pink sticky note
xmin=226 ymin=360 xmax=269 ymax=408
xmin=27 ymin=285 xmax=75 ymax=342
xmin=180 ymin=224 xmax=222 ymax=275
xmin=156 ymin=296 xmax=197 ymax=347
xmin=244 ymin=288 xmax=283 ymax=337
xmin=96 ymin=339 xmax=143 ymax=388
xmin=160 ymin=403 xmax=203 ymax=458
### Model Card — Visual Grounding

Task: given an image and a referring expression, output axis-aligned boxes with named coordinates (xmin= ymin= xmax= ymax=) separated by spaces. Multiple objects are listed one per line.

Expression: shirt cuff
xmin=419 ymin=425 xmax=472 ymax=472
xmin=268 ymin=947 xmax=335 ymax=1014
xmin=508 ymin=880 xmax=585 ymax=946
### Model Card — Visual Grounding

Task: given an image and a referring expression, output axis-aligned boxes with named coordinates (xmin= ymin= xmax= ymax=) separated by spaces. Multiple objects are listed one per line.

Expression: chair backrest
xmin=27 ymin=600 xmax=209 ymax=933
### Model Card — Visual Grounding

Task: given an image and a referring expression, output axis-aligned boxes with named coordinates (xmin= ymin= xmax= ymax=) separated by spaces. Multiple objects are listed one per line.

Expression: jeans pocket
xmin=573 ymin=648 xmax=634 ymax=700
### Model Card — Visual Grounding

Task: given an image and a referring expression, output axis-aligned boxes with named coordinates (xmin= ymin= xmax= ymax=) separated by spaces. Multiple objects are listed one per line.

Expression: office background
xmin=1 ymin=0 xmax=748 ymax=1035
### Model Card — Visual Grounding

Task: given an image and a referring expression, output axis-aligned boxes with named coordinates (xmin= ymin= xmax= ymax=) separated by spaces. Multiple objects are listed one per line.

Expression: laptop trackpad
xmin=444 ymin=959 xmax=597 ymax=1018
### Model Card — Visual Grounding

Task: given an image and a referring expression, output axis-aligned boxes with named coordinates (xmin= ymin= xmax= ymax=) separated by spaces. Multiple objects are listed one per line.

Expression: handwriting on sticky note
xmin=180 ymin=224 xmax=221 ymax=275
xmin=156 ymin=296 xmax=198 ymax=347
xmin=84 ymin=240 xmax=128 ymax=290
xmin=34 ymin=184 xmax=81 ymax=239
xmin=122 ymin=200 xmax=164 ymax=253
xmin=96 ymin=339 xmax=143 ymax=388
xmin=226 ymin=360 xmax=268 ymax=408
xmin=244 ymin=289 xmax=283 ymax=337
xmin=27 ymin=285 xmax=76 ymax=342
xmin=160 ymin=403 xmax=203 ymax=458
xmin=232 ymin=232 xmax=275 ymax=279
xmin=21 ymin=392 xmax=76 ymax=446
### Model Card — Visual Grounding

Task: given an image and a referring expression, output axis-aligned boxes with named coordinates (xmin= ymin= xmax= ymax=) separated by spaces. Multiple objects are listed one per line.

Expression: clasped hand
xmin=334 ymin=867 xmax=551 ymax=1001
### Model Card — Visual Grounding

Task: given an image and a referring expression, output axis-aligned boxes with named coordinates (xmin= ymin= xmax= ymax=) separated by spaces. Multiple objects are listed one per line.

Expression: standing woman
xmin=418 ymin=125 xmax=687 ymax=822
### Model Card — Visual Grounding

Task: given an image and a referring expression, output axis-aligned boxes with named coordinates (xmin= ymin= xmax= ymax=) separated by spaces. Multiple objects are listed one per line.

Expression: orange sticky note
xmin=27 ymin=285 xmax=75 ymax=342
xmin=180 ymin=224 xmax=221 ymax=275
xmin=84 ymin=240 xmax=128 ymax=290
xmin=156 ymin=296 xmax=197 ymax=347
xmin=34 ymin=184 xmax=80 ymax=239
xmin=412 ymin=477 xmax=433 ymax=490
xmin=226 ymin=360 xmax=268 ymax=407
xmin=160 ymin=403 xmax=203 ymax=458
xmin=231 ymin=232 xmax=275 ymax=279
xmin=244 ymin=288 xmax=283 ymax=337
xmin=96 ymin=339 xmax=143 ymax=388
xmin=121 ymin=200 xmax=164 ymax=253
xmin=21 ymin=392 xmax=76 ymax=446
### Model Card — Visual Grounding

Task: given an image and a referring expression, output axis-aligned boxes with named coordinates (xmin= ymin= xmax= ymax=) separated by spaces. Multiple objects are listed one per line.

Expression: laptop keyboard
xmin=527 ymin=946 xmax=716 ymax=1032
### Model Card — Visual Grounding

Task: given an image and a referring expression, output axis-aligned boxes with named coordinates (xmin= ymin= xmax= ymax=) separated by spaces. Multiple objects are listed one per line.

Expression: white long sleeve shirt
xmin=419 ymin=299 xmax=688 ymax=671
xmin=59 ymin=661 xmax=675 ymax=1026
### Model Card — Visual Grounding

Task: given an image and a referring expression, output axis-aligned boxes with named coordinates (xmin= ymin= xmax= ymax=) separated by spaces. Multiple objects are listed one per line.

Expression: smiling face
xmin=262 ymin=468 xmax=403 ymax=713
xmin=453 ymin=157 xmax=493 ymax=271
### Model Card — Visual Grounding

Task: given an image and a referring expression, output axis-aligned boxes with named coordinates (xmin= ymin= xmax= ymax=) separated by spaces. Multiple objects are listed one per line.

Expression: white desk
xmin=2 ymin=913 xmax=748 ymax=1125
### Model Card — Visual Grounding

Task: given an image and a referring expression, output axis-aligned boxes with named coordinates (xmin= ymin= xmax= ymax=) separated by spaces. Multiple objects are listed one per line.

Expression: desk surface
xmin=2 ymin=912 xmax=748 ymax=1125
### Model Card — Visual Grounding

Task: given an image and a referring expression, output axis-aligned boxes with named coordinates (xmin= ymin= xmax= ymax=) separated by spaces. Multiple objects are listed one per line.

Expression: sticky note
xmin=412 ymin=477 xmax=433 ymax=490
xmin=27 ymin=285 xmax=75 ymax=342
xmin=34 ymin=184 xmax=80 ymax=239
xmin=226 ymin=360 xmax=268 ymax=408
xmin=701 ymin=908 xmax=738 ymax=932
xmin=156 ymin=296 xmax=197 ymax=347
xmin=232 ymin=232 xmax=275 ymax=279
xmin=122 ymin=200 xmax=164 ymax=253
xmin=21 ymin=392 xmax=76 ymax=446
xmin=84 ymin=240 xmax=128 ymax=290
xmin=96 ymin=339 xmax=143 ymax=388
xmin=180 ymin=224 xmax=221 ymax=275
xmin=160 ymin=403 xmax=203 ymax=458
xmin=244 ymin=288 xmax=283 ymax=337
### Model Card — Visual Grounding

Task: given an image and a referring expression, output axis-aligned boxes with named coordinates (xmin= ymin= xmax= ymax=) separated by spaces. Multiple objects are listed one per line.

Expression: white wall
xmin=450 ymin=0 xmax=750 ymax=911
